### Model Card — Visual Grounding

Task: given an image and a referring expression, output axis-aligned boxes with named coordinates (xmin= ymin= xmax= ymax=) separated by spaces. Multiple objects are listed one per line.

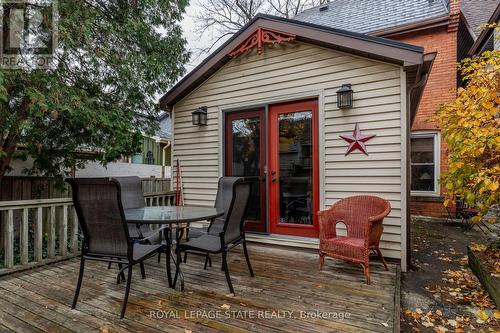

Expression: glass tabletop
xmin=125 ymin=205 xmax=224 ymax=224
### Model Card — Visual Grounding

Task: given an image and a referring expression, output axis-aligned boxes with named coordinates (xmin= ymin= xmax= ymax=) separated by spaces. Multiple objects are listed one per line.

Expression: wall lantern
xmin=192 ymin=106 xmax=207 ymax=126
xmin=336 ymin=84 xmax=353 ymax=109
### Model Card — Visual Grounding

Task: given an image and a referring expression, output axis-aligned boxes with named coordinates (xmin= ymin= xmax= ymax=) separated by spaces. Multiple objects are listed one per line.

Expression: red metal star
xmin=339 ymin=124 xmax=376 ymax=156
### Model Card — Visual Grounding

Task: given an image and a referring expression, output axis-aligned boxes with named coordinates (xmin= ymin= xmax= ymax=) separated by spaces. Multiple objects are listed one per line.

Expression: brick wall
xmin=410 ymin=197 xmax=451 ymax=218
xmin=390 ymin=19 xmax=459 ymax=217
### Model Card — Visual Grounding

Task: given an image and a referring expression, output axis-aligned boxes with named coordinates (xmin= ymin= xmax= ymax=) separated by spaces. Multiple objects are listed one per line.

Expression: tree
xmin=434 ymin=49 xmax=500 ymax=220
xmin=193 ymin=0 xmax=323 ymax=53
xmin=0 ymin=0 xmax=189 ymax=182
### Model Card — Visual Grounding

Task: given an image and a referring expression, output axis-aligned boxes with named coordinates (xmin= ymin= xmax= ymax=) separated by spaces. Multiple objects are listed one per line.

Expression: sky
xmin=179 ymin=1 xmax=215 ymax=73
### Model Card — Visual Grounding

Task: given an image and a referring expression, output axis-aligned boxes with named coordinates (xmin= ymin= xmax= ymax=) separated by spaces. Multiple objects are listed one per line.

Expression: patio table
xmin=125 ymin=205 xmax=223 ymax=290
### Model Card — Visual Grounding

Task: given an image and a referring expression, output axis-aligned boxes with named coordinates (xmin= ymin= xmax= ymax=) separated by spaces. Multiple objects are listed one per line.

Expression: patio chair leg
xmin=376 ymin=248 xmax=389 ymax=271
xmin=107 ymin=262 xmax=112 ymax=269
xmin=120 ymin=265 xmax=133 ymax=319
xmin=164 ymin=248 xmax=172 ymax=288
xmin=173 ymin=247 xmax=182 ymax=289
xmin=481 ymin=221 xmax=492 ymax=232
xmin=72 ymin=256 xmax=85 ymax=309
xmin=140 ymin=262 xmax=146 ymax=279
xmin=157 ymin=252 xmax=161 ymax=263
xmin=319 ymin=252 xmax=325 ymax=270
xmin=166 ymin=254 xmax=173 ymax=288
xmin=204 ymin=253 xmax=209 ymax=270
xmin=117 ymin=263 xmax=126 ymax=284
xmin=361 ymin=263 xmax=371 ymax=285
xmin=183 ymin=251 xmax=188 ymax=263
xmin=242 ymin=241 xmax=254 ymax=277
xmin=222 ymin=252 xmax=234 ymax=294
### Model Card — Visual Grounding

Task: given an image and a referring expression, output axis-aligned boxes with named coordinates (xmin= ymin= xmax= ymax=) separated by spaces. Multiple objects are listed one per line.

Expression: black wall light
xmin=192 ymin=106 xmax=207 ymax=126
xmin=336 ymin=84 xmax=353 ymax=109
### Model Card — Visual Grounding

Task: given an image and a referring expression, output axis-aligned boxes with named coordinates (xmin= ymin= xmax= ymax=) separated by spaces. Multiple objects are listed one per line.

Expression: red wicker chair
xmin=318 ymin=195 xmax=391 ymax=284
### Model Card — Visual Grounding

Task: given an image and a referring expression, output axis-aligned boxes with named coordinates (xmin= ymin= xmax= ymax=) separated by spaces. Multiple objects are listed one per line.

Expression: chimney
xmin=448 ymin=0 xmax=460 ymax=32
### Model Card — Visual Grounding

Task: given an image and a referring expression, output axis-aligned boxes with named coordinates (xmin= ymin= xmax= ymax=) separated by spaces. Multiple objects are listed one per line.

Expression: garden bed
xmin=468 ymin=244 xmax=500 ymax=308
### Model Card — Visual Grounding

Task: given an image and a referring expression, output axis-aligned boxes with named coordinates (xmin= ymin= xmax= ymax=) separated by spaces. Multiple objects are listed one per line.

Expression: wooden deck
xmin=0 ymin=245 xmax=397 ymax=333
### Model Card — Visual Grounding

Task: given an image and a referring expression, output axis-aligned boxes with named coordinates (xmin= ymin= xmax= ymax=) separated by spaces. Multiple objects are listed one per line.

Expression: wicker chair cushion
xmin=320 ymin=236 xmax=365 ymax=261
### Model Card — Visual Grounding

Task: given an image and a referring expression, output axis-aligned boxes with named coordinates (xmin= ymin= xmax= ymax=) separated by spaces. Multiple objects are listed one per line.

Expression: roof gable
xmin=160 ymin=14 xmax=427 ymax=109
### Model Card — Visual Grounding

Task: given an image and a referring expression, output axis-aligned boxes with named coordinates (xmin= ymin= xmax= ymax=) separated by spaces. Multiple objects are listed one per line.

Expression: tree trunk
xmin=0 ymin=101 xmax=29 ymax=183
xmin=0 ymin=146 xmax=16 ymax=181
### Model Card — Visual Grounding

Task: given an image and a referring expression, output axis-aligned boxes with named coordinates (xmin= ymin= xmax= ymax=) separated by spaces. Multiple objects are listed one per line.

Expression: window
xmin=411 ymin=133 xmax=439 ymax=195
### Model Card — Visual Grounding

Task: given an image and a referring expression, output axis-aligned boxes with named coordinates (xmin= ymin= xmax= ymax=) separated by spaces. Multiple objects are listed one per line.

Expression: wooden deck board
xmin=0 ymin=245 xmax=396 ymax=332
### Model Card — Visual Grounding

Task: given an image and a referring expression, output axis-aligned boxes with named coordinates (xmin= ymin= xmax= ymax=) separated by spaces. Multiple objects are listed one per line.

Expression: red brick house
xmin=295 ymin=0 xmax=499 ymax=217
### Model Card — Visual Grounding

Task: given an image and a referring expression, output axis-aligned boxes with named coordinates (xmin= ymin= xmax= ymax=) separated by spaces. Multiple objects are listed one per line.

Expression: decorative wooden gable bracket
xmin=229 ymin=27 xmax=296 ymax=57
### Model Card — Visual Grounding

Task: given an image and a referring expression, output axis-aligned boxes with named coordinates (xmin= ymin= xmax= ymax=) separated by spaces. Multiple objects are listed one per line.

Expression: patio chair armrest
xmin=368 ymin=205 xmax=391 ymax=223
xmin=318 ymin=209 xmax=341 ymax=238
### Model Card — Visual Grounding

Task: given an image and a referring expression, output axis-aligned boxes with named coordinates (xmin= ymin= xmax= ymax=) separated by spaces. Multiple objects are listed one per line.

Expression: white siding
xmin=172 ymin=42 xmax=404 ymax=259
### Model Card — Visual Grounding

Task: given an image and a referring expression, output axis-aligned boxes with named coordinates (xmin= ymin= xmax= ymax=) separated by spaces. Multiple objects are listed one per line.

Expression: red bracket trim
xmin=229 ymin=27 xmax=296 ymax=57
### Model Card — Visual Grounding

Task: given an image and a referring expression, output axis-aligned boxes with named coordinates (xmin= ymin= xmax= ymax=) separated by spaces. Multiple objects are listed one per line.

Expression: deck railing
xmin=0 ymin=191 xmax=177 ymax=276
xmin=144 ymin=190 xmax=177 ymax=206
xmin=0 ymin=198 xmax=77 ymax=275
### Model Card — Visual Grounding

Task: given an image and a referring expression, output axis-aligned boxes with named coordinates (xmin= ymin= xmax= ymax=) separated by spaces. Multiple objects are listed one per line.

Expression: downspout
xmin=161 ymin=141 xmax=171 ymax=178
xmin=405 ymin=70 xmax=429 ymax=271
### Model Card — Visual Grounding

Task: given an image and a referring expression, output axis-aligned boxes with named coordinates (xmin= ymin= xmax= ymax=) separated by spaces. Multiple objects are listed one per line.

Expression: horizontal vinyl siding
xmin=173 ymin=42 xmax=403 ymax=258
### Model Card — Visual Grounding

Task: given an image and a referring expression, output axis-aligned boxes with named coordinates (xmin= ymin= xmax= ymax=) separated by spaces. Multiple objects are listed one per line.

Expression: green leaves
xmin=0 ymin=0 xmax=188 ymax=180
xmin=434 ymin=48 xmax=500 ymax=218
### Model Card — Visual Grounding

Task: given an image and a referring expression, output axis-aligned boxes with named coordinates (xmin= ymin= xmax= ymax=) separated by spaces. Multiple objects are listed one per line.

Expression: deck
xmin=0 ymin=245 xmax=397 ymax=333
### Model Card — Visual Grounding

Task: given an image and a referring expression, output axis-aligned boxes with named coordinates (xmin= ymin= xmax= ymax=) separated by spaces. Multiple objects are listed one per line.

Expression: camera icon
xmin=1 ymin=0 xmax=58 ymax=69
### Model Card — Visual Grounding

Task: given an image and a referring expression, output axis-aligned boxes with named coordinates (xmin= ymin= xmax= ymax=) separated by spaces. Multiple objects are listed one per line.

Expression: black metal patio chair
xmin=446 ymin=196 xmax=492 ymax=232
xmin=112 ymin=176 xmax=164 ymax=243
xmin=66 ymin=177 xmax=168 ymax=318
xmin=177 ymin=177 xmax=256 ymax=294
xmin=182 ymin=176 xmax=235 ymax=265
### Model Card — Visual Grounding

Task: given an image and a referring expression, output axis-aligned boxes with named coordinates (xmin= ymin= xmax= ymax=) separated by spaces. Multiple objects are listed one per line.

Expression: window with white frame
xmin=410 ymin=133 xmax=439 ymax=194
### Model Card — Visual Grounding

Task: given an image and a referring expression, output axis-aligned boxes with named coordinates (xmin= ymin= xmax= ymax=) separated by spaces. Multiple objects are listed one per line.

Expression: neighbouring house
xmin=160 ymin=14 xmax=435 ymax=269
xmin=6 ymin=112 xmax=172 ymax=179
xmin=294 ymin=0 xmax=499 ymax=217
xmin=467 ymin=2 xmax=500 ymax=55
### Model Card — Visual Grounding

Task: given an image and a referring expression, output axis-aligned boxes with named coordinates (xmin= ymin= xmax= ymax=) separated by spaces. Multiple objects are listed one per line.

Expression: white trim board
xmin=247 ymin=233 xmax=319 ymax=249
xmin=246 ymin=233 xmax=402 ymax=263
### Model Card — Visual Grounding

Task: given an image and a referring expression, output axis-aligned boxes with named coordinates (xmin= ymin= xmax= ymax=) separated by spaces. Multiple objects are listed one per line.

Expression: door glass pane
xmin=231 ymin=117 xmax=261 ymax=221
xmin=278 ymin=111 xmax=313 ymax=225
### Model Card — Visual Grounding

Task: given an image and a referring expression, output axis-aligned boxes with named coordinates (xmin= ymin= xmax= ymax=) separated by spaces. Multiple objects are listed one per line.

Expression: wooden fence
xmin=0 ymin=176 xmax=172 ymax=201
xmin=0 ymin=191 xmax=176 ymax=276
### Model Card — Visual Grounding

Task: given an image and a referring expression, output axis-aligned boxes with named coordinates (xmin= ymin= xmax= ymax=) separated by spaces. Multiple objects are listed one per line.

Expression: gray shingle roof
xmin=461 ymin=0 xmax=500 ymax=37
xmin=294 ymin=0 xmax=450 ymax=34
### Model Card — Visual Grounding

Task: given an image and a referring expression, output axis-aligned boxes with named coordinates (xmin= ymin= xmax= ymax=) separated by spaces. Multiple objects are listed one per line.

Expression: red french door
xmin=268 ymin=99 xmax=319 ymax=237
xmin=225 ymin=109 xmax=267 ymax=232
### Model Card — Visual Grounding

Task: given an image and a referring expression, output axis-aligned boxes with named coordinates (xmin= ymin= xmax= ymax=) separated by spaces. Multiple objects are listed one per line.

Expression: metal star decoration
xmin=339 ymin=124 xmax=376 ymax=156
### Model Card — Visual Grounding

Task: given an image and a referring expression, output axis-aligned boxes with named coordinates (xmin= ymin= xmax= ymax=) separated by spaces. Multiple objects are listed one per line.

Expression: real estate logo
xmin=0 ymin=0 xmax=58 ymax=69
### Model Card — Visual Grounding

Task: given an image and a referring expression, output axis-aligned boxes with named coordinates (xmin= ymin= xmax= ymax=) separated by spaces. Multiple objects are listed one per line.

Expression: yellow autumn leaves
xmin=434 ymin=49 xmax=500 ymax=219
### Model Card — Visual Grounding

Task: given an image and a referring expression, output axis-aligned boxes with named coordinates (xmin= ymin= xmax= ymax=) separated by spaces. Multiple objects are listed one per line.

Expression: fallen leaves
xmin=469 ymin=243 xmax=487 ymax=252
xmin=446 ymin=319 xmax=457 ymax=327
xmin=433 ymin=325 xmax=448 ymax=333
xmin=442 ymin=268 xmax=496 ymax=309
xmin=403 ymin=257 xmax=499 ymax=331
xmin=402 ymin=309 xmax=475 ymax=332
xmin=403 ymin=218 xmax=500 ymax=332
xmin=475 ymin=309 xmax=489 ymax=324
